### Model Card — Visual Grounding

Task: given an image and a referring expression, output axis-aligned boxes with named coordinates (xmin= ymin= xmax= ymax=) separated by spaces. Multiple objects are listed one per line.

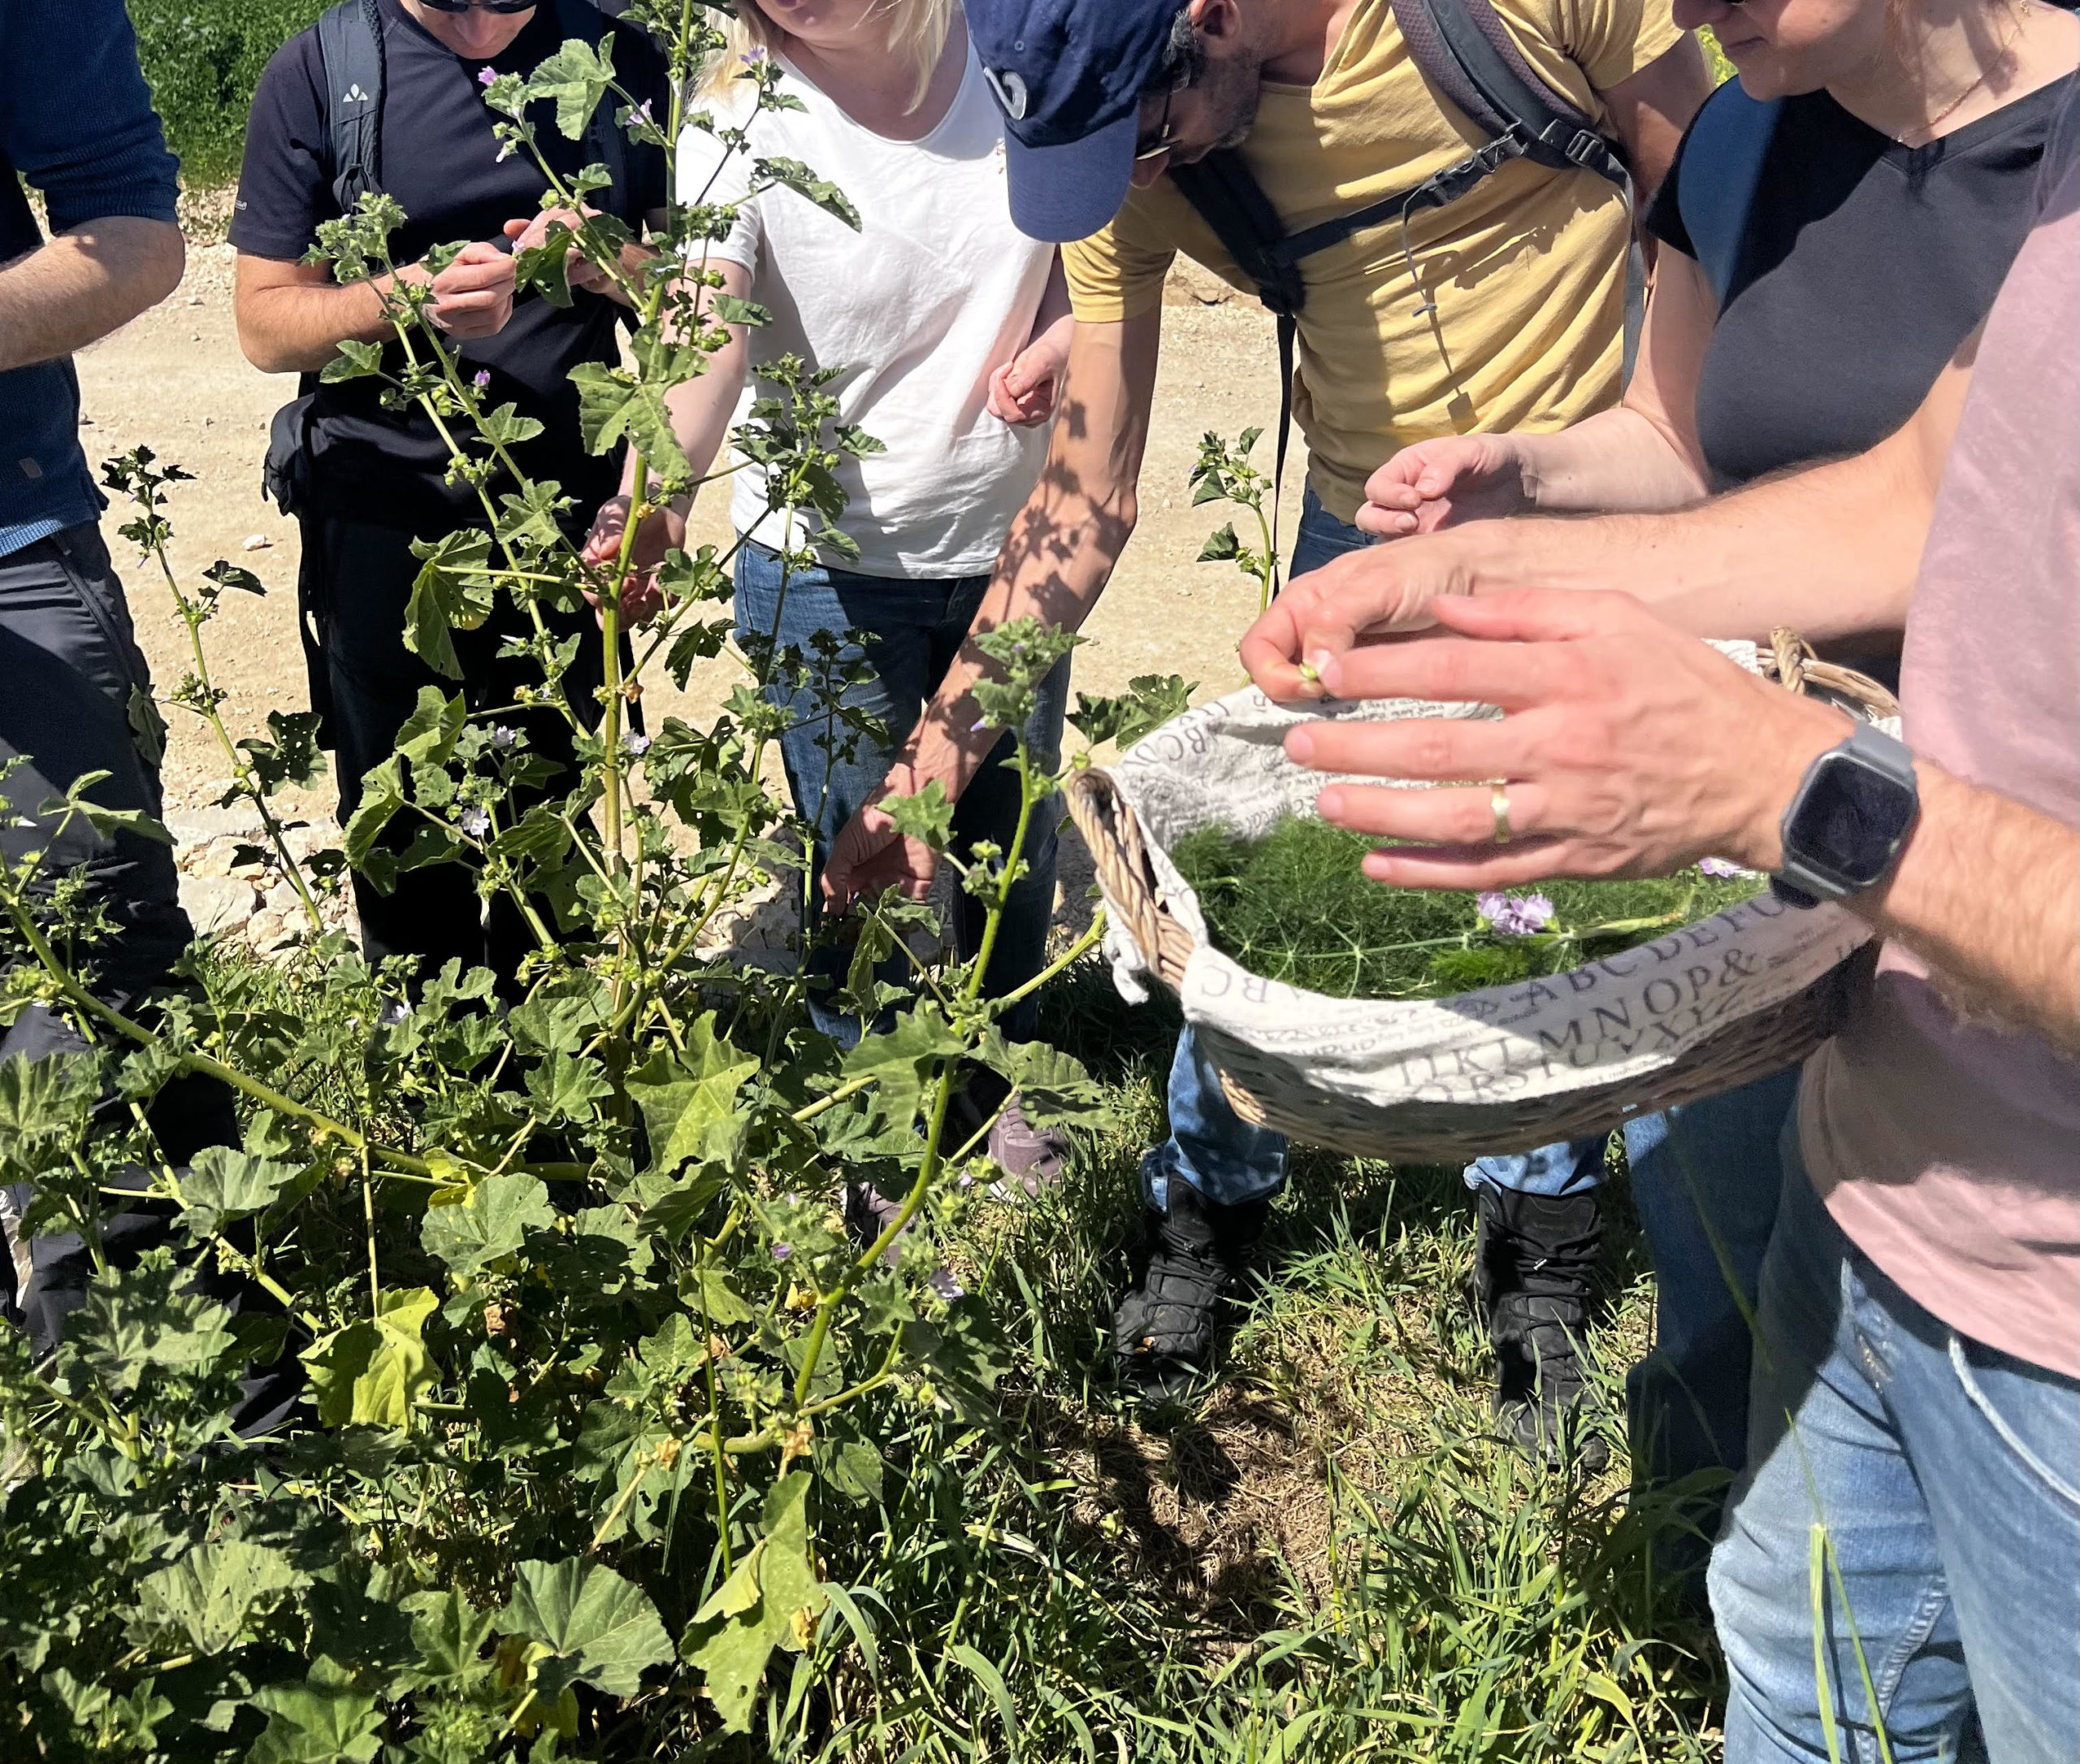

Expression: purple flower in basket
xmin=1477 ymin=891 xmax=1554 ymax=938
xmin=1698 ymin=856 xmax=1748 ymax=878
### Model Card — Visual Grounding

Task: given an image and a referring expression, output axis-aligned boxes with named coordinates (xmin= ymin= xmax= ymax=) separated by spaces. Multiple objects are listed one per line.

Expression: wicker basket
xmin=1064 ymin=631 xmax=1896 ymax=1163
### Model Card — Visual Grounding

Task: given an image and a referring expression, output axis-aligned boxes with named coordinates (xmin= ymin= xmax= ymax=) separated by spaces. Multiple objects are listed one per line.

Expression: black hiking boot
xmin=1112 ymin=1168 xmax=1269 ymax=1397
xmin=1471 ymin=1185 xmax=1609 ymax=1471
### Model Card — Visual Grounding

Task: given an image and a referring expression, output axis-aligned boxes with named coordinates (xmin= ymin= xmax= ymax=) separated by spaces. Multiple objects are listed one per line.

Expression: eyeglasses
xmin=1134 ymin=78 xmax=1185 ymax=162
xmin=418 ymin=0 xmax=537 ymax=14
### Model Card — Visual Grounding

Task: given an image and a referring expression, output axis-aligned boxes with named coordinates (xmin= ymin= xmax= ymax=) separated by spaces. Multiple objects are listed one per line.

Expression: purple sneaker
xmin=986 ymin=1093 xmax=1069 ymax=1199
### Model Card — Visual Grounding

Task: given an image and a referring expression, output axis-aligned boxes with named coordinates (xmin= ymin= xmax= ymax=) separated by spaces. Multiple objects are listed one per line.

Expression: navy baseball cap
xmin=966 ymin=0 xmax=1184 ymax=242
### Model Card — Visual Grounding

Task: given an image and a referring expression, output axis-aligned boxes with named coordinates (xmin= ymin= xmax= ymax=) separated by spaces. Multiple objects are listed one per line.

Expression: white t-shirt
xmin=678 ymin=47 xmax=1055 ymax=578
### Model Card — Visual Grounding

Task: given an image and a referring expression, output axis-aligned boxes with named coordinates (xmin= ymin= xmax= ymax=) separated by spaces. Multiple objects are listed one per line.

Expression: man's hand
xmin=504 ymin=207 xmax=618 ymax=298
xmin=580 ymin=493 xmax=682 ymax=626
xmin=1360 ymin=435 xmax=1536 ymax=537
xmin=823 ymin=787 xmax=939 ymax=908
xmin=426 ymin=240 xmax=516 ymax=340
xmin=1239 ymin=533 xmax=1487 ymax=700
xmin=1281 ymin=589 xmax=1848 ymax=891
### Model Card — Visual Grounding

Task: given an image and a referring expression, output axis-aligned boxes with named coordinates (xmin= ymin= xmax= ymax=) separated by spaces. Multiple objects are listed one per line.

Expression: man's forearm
xmin=236 ymin=274 xmax=400 ymax=374
xmin=893 ymin=313 xmax=1159 ymax=798
xmin=0 ymin=218 xmax=184 ymax=373
xmin=898 ymin=467 xmax=1138 ymax=797
xmin=1852 ymin=766 xmax=2080 ymax=1054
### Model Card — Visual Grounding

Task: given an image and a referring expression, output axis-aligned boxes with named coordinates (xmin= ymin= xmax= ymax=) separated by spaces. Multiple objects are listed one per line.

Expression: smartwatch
xmin=1770 ymin=722 xmax=1921 ymax=908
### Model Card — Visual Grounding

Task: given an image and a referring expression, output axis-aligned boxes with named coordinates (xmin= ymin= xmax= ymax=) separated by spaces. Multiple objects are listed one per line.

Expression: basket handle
xmin=1063 ymin=768 xmax=1195 ymax=988
xmin=1764 ymin=627 xmax=1900 ymax=721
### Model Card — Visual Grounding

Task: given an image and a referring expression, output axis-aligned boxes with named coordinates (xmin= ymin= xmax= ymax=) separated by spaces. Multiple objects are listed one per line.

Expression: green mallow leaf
xmin=405 ymin=533 xmax=496 ymax=680
xmin=976 ymin=1034 xmax=1110 ymax=1131
xmin=839 ymin=1005 xmax=964 ymax=1134
xmin=319 ymin=339 xmax=386 ymax=384
xmin=402 ymin=1586 xmax=496 ymax=1683
xmin=179 ymin=1146 xmax=301 ymax=1241
xmin=526 ymin=35 xmax=618 ymax=140
xmin=420 ymin=1172 xmax=554 ymax=1277
xmin=302 ymin=1286 xmax=440 ymax=1428
xmin=683 ymin=1471 xmax=827 ymax=1732
xmin=878 ymin=780 xmax=954 ymax=850
xmin=754 ymin=156 xmax=862 ymax=229
xmin=1197 ymin=522 xmax=1241 ymax=562
xmin=248 ymin=1657 xmax=384 ymax=1764
xmin=497 ymin=1558 xmax=674 ymax=1700
xmin=626 ymin=1014 xmax=760 ymax=1176
xmin=132 ymin=1539 xmax=306 ymax=1655
xmin=1066 ymin=673 xmax=1194 ymax=750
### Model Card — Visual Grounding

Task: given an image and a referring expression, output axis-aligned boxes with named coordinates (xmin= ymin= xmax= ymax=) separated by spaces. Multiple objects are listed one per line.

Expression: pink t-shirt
xmin=1797 ymin=93 xmax=2080 ymax=1380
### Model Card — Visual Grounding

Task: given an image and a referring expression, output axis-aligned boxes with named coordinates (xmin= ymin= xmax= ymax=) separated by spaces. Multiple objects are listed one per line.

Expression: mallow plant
xmin=0 ymin=7 xmax=1179 ymax=1754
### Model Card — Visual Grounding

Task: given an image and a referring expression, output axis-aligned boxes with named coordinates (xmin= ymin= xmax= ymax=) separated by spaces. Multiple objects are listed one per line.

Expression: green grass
xmin=132 ymin=0 xmax=331 ymax=188
xmin=1171 ymin=816 xmax=1762 ymax=1001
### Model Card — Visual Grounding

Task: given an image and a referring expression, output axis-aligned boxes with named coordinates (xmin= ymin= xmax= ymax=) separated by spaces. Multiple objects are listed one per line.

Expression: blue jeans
xmin=1712 ymin=1125 xmax=2078 ymax=1763
xmin=733 ymin=539 xmax=1067 ymax=1046
xmin=1465 ymin=1071 xmax=1800 ymax=1499
xmin=1150 ymin=485 xmax=1370 ymax=1210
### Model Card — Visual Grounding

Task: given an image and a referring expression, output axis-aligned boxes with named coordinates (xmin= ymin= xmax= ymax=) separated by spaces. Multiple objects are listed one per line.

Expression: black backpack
xmin=262 ymin=0 xmax=632 ymax=517
xmin=1168 ymin=0 xmax=1634 ymax=530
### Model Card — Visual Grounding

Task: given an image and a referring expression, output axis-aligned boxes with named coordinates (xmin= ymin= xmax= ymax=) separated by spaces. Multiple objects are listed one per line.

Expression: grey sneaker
xmin=844 ymin=1182 xmax=964 ymax=1302
xmin=986 ymin=1093 xmax=1069 ymax=1199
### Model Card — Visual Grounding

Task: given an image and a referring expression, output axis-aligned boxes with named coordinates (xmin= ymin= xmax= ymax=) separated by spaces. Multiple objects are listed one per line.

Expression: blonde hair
xmin=698 ymin=0 xmax=956 ymax=111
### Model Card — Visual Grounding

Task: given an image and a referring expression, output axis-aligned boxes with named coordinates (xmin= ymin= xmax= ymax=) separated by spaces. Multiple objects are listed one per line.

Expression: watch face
xmin=1789 ymin=750 xmax=1918 ymax=883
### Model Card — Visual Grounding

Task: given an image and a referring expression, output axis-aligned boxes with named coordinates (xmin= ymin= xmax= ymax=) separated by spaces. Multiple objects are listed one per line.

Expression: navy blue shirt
xmin=0 ymin=0 xmax=181 ymax=554
xmin=231 ymin=0 xmax=669 ymax=532
xmin=1648 ymin=78 xmax=2071 ymax=489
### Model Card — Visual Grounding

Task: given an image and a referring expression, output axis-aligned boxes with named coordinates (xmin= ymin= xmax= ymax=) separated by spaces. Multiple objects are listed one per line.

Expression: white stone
xmin=181 ymin=873 xmax=257 ymax=934
xmin=241 ymin=534 xmax=271 ymax=552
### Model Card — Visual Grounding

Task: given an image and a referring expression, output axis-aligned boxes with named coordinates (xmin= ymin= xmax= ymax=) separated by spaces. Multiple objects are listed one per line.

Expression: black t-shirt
xmin=1647 ymin=77 xmax=2072 ymax=490
xmin=231 ymin=0 xmax=668 ymax=531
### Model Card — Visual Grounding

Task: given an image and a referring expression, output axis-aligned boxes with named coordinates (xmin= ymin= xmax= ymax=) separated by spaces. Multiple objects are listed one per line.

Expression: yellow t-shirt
xmin=1065 ymin=0 xmax=1687 ymax=523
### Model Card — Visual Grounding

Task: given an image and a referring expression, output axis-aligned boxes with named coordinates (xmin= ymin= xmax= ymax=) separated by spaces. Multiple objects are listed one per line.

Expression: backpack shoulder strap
xmin=315 ymin=0 xmax=386 ymax=212
xmin=1165 ymin=151 xmax=1306 ymax=317
xmin=1675 ymin=82 xmax=1783 ymax=304
xmin=1388 ymin=0 xmax=1628 ymax=188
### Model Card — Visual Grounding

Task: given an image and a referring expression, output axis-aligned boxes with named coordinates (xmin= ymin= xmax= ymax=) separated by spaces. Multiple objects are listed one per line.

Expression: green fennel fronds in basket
xmin=1170 ymin=817 xmax=1766 ymax=1001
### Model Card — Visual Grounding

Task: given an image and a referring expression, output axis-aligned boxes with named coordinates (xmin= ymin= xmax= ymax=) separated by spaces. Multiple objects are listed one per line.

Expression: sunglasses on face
xmin=418 ymin=0 xmax=537 ymax=14
xmin=1135 ymin=77 xmax=1187 ymax=162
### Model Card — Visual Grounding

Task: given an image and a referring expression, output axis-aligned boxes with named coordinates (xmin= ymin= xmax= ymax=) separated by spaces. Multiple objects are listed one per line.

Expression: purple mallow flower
xmin=771 ymin=1242 xmax=793 ymax=1262
xmin=1698 ymin=856 xmax=1746 ymax=878
xmin=472 ymin=369 xmax=492 ymax=391
xmin=1477 ymin=891 xmax=1554 ymax=938
xmin=477 ymin=67 xmax=497 ymax=88
xmin=458 ymin=807 xmax=492 ymax=839
xmin=491 ymin=725 xmax=518 ymax=749
xmin=624 ymin=733 xmax=652 ymax=757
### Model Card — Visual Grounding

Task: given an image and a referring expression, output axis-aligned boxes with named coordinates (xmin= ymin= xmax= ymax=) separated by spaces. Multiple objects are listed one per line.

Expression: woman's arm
xmin=579 ymin=258 xmax=754 ymax=596
xmin=987 ymin=252 xmax=1074 ymax=426
xmin=1359 ymin=247 xmax=1717 ymax=533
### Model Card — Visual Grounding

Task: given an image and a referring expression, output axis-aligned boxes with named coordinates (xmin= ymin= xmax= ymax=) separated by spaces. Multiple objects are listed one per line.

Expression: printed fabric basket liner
xmin=1064 ymin=631 xmax=1900 ymax=1162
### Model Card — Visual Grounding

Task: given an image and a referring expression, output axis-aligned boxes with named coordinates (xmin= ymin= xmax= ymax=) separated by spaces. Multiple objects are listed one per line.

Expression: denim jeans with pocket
xmin=732 ymin=538 xmax=1067 ymax=1047
xmin=1711 ymin=1123 xmax=2078 ymax=1763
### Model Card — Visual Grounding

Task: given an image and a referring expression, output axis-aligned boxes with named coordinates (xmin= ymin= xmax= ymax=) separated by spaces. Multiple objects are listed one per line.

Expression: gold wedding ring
xmin=1490 ymin=783 xmax=1514 ymax=845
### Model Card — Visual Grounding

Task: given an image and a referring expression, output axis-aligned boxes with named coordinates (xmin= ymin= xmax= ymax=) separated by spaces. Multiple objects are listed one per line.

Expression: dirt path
xmin=76 ymin=233 xmax=1302 ymax=926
